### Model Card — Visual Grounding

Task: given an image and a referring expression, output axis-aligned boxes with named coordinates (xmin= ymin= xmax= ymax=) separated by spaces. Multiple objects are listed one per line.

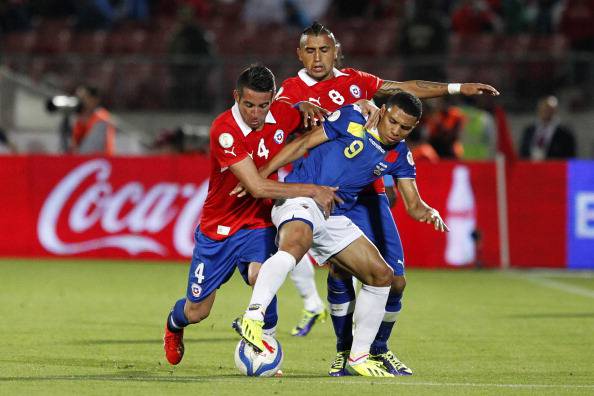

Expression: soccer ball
xmin=234 ymin=335 xmax=283 ymax=377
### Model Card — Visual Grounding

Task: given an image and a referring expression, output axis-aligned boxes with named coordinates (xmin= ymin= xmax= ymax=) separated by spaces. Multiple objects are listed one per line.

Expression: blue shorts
xmin=186 ymin=227 xmax=277 ymax=302
xmin=344 ymin=193 xmax=405 ymax=276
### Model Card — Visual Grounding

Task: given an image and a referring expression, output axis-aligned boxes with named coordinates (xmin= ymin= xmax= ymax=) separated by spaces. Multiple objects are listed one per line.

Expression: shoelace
xmin=330 ymin=352 xmax=347 ymax=370
xmin=384 ymin=351 xmax=406 ymax=370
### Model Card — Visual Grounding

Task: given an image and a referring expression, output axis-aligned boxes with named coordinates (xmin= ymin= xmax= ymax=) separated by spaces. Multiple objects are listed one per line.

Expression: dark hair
xmin=78 ymin=84 xmax=101 ymax=99
xmin=300 ymin=21 xmax=336 ymax=45
xmin=236 ymin=65 xmax=276 ymax=95
xmin=386 ymin=91 xmax=423 ymax=119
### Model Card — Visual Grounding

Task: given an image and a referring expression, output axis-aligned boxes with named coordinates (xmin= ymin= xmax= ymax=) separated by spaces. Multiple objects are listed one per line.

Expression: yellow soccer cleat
xmin=232 ymin=315 xmax=266 ymax=353
xmin=290 ymin=308 xmax=328 ymax=336
xmin=346 ymin=355 xmax=395 ymax=377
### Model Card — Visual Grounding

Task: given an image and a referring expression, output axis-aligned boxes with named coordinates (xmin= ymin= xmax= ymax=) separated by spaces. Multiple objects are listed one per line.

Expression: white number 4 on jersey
xmin=257 ymin=138 xmax=269 ymax=159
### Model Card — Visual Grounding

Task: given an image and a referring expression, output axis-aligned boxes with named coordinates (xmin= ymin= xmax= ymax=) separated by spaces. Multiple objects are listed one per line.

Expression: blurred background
xmin=0 ymin=0 xmax=593 ymax=269
xmin=0 ymin=0 xmax=593 ymax=156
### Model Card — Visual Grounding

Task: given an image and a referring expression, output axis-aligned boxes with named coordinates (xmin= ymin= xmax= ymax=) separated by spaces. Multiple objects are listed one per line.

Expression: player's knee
xmin=363 ymin=264 xmax=393 ymax=287
xmin=390 ymin=275 xmax=406 ymax=295
xmin=279 ymin=223 xmax=312 ymax=261
xmin=247 ymin=263 xmax=261 ymax=286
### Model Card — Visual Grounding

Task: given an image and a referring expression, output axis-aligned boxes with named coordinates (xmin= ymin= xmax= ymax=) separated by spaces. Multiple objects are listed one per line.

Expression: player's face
xmin=297 ymin=34 xmax=337 ymax=82
xmin=377 ymin=106 xmax=419 ymax=145
xmin=233 ymin=88 xmax=274 ymax=131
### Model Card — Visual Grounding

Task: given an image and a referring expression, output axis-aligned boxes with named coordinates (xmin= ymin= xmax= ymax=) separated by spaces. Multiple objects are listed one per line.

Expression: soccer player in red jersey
xmin=278 ymin=22 xmax=499 ymax=375
xmin=163 ymin=65 xmax=341 ymax=365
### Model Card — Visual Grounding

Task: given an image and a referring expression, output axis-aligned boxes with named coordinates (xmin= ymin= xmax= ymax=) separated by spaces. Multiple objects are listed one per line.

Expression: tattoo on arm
xmin=414 ymin=81 xmax=447 ymax=90
xmin=376 ymin=81 xmax=404 ymax=97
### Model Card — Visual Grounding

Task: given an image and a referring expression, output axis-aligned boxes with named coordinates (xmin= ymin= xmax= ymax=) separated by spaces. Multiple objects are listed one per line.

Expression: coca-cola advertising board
xmin=0 ymin=155 xmax=585 ymax=268
xmin=0 ymin=155 xmax=210 ymax=259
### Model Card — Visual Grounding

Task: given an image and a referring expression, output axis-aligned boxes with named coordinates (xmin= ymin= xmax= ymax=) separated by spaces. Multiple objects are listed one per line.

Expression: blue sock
xmin=167 ymin=298 xmax=189 ymax=333
xmin=327 ymin=274 xmax=356 ymax=352
xmin=263 ymin=295 xmax=278 ymax=330
xmin=370 ymin=292 xmax=402 ymax=355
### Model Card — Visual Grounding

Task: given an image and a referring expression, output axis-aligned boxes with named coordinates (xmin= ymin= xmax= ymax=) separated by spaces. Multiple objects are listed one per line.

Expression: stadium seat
xmin=70 ymin=31 xmax=108 ymax=54
xmin=0 ymin=31 xmax=37 ymax=54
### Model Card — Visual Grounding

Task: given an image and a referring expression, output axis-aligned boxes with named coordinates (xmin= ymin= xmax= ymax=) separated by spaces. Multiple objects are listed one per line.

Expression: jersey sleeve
xmin=388 ymin=142 xmax=416 ymax=179
xmin=353 ymin=69 xmax=384 ymax=98
xmin=275 ymin=101 xmax=302 ymax=135
xmin=322 ymin=105 xmax=364 ymax=140
xmin=210 ymin=123 xmax=248 ymax=168
xmin=275 ymin=79 xmax=303 ymax=105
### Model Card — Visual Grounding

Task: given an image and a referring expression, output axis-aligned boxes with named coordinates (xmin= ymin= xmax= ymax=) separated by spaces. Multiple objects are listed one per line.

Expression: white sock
xmin=350 ymin=284 xmax=390 ymax=360
xmin=290 ymin=255 xmax=324 ymax=313
xmin=245 ymin=250 xmax=297 ymax=321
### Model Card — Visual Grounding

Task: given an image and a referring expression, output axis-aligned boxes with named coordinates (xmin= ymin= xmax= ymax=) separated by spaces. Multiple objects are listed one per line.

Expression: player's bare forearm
xmin=376 ymin=80 xmax=447 ymax=99
xmin=376 ymin=80 xmax=499 ymax=99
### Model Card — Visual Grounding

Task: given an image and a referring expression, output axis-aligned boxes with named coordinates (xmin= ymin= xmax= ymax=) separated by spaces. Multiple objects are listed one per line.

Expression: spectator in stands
xmin=425 ymin=98 xmax=466 ymax=159
xmin=525 ymin=0 xmax=565 ymax=34
xmin=459 ymin=96 xmax=498 ymax=160
xmin=407 ymin=127 xmax=440 ymax=163
xmin=168 ymin=5 xmax=213 ymax=111
xmin=70 ymin=84 xmax=117 ymax=155
xmin=398 ymin=0 xmax=448 ymax=80
xmin=0 ymin=127 xmax=17 ymax=153
xmin=520 ymin=95 xmax=576 ymax=160
xmin=451 ymin=0 xmax=501 ymax=34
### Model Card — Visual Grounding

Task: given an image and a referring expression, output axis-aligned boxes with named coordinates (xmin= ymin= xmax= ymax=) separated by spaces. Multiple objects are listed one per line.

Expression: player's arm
xmin=376 ymin=80 xmax=499 ymax=99
xmin=258 ymin=126 xmax=329 ymax=178
xmin=396 ymin=178 xmax=449 ymax=232
xmin=229 ymin=156 xmax=342 ymax=214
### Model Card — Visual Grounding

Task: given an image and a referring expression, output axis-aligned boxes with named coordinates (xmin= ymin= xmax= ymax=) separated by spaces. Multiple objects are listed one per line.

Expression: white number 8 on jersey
xmin=328 ymin=89 xmax=345 ymax=106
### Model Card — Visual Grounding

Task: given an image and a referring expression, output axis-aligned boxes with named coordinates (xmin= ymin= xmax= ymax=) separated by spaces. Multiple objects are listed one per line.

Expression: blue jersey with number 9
xmin=285 ymin=104 xmax=416 ymax=214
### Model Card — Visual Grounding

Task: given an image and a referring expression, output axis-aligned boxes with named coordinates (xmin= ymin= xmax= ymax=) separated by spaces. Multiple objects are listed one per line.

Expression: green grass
xmin=0 ymin=259 xmax=593 ymax=395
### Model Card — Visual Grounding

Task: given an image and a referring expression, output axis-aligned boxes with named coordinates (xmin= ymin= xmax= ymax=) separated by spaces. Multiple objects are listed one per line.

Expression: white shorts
xmin=271 ymin=197 xmax=363 ymax=264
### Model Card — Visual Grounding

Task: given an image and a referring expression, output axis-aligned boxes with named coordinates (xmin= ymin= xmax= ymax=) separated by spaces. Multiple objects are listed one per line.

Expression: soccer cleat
xmin=232 ymin=315 xmax=266 ymax=353
xmin=369 ymin=350 xmax=413 ymax=376
xmin=346 ymin=355 xmax=395 ymax=377
xmin=328 ymin=350 xmax=350 ymax=377
xmin=163 ymin=325 xmax=184 ymax=365
xmin=290 ymin=308 xmax=328 ymax=336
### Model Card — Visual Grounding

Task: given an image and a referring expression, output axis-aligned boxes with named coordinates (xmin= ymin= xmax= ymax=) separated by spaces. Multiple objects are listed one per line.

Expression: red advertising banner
xmin=0 ymin=156 xmax=569 ymax=268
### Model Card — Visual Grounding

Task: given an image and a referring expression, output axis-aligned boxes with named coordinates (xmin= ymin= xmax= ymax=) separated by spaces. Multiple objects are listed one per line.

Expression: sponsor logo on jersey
xmin=218 ymin=132 xmax=234 ymax=148
xmin=327 ymin=110 xmax=341 ymax=122
xmin=374 ymin=162 xmax=388 ymax=176
xmin=407 ymin=150 xmax=415 ymax=166
xmin=308 ymin=97 xmax=321 ymax=106
xmin=217 ymin=225 xmax=230 ymax=235
xmin=350 ymin=84 xmax=361 ymax=98
xmin=191 ymin=283 xmax=202 ymax=298
xmin=274 ymin=129 xmax=285 ymax=144
xmin=368 ymin=137 xmax=386 ymax=154
xmin=224 ymin=147 xmax=237 ymax=157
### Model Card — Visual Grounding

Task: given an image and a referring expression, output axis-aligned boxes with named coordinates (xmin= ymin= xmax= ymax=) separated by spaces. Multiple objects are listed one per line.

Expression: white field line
xmin=510 ymin=273 xmax=594 ymax=299
xmin=1 ymin=376 xmax=594 ymax=389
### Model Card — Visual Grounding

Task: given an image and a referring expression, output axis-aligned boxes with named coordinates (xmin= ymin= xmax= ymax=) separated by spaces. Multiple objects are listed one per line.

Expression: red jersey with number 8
xmin=277 ymin=67 xmax=386 ymax=193
xmin=201 ymin=101 xmax=301 ymax=240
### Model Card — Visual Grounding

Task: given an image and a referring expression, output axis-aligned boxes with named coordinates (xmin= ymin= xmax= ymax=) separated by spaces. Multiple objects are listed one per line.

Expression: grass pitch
xmin=0 ymin=259 xmax=593 ymax=395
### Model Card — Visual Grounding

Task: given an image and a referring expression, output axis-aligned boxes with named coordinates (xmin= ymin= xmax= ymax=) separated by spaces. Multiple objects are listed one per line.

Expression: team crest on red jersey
xmin=350 ymin=84 xmax=361 ymax=98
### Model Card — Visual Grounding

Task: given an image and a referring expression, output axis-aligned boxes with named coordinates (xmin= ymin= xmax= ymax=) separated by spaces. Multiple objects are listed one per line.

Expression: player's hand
xmin=312 ymin=186 xmax=343 ymax=219
xmin=461 ymin=83 xmax=500 ymax=96
xmin=230 ymin=182 xmax=247 ymax=197
xmin=419 ymin=208 xmax=449 ymax=232
xmin=354 ymin=99 xmax=380 ymax=130
xmin=298 ymin=102 xmax=330 ymax=129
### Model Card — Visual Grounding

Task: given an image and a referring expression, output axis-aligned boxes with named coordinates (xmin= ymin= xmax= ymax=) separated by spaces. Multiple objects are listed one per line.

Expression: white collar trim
xmin=231 ymin=103 xmax=276 ymax=136
xmin=297 ymin=68 xmax=349 ymax=87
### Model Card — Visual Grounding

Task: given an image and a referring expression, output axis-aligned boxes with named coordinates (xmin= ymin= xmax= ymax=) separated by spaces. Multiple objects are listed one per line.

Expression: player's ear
xmin=233 ymin=89 xmax=240 ymax=103
xmin=379 ymin=105 xmax=387 ymax=117
xmin=296 ymin=47 xmax=302 ymax=62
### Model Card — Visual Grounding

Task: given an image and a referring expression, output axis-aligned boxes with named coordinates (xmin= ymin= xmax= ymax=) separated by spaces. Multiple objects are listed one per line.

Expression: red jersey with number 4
xmin=201 ymin=101 xmax=301 ymax=240
xmin=277 ymin=67 xmax=386 ymax=193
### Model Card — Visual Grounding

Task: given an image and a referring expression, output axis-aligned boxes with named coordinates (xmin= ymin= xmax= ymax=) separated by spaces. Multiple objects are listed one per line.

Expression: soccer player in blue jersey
xmin=234 ymin=92 xmax=448 ymax=377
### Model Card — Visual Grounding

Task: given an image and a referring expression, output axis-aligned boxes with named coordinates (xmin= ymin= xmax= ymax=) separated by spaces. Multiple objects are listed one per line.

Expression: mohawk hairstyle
xmin=236 ymin=64 xmax=276 ymax=95
xmin=300 ymin=21 xmax=337 ymax=45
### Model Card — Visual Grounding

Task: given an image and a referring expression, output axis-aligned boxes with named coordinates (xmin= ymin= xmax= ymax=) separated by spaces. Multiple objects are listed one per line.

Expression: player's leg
xmin=289 ymin=254 xmax=327 ymax=336
xmin=348 ymin=193 xmax=413 ymax=375
xmin=326 ymin=263 xmax=355 ymax=376
xmin=330 ymin=236 xmax=394 ymax=376
xmin=234 ymin=198 xmax=318 ymax=351
xmin=163 ymin=229 xmax=241 ymax=365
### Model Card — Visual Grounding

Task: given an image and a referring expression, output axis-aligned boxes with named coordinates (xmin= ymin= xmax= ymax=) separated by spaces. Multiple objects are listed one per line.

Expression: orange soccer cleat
xmin=163 ymin=325 xmax=185 ymax=365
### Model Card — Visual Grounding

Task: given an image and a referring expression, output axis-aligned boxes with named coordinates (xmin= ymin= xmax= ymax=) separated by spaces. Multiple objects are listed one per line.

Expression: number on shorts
xmin=344 ymin=140 xmax=364 ymax=158
xmin=194 ymin=262 xmax=205 ymax=284
xmin=328 ymin=89 xmax=345 ymax=105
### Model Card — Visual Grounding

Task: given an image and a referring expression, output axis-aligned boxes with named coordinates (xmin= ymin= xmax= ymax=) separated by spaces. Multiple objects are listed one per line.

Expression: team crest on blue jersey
xmin=327 ymin=110 xmax=341 ymax=122
xmin=191 ymin=283 xmax=202 ymax=298
xmin=350 ymin=84 xmax=361 ymax=98
xmin=274 ymin=129 xmax=284 ymax=144
xmin=407 ymin=151 xmax=415 ymax=166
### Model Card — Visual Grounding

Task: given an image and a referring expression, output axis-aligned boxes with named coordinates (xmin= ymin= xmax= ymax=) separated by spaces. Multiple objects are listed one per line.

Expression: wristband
xmin=447 ymin=83 xmax=461 ymax=95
